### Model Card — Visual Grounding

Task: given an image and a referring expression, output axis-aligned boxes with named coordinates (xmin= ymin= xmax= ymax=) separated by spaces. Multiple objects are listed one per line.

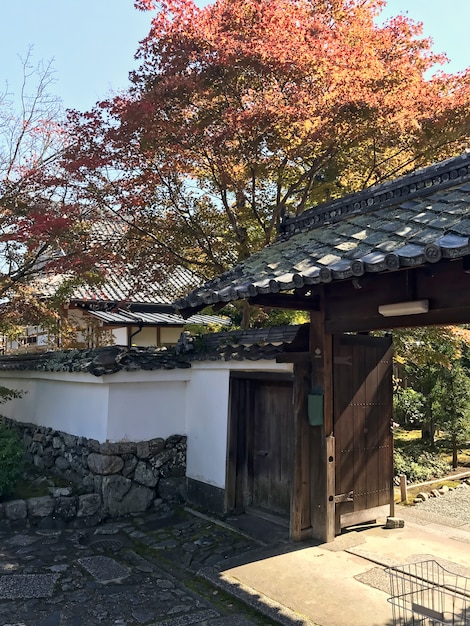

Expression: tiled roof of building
xmin=34 ymin=219 xmax=200 ymax=306
xmin=88 ymin=309 xmax=230 ymax=327
xmin=70 ymin=264 xmax=198 ymax=306
xmin=0 ymin=325 xmax=305 ymax=375
xmin=175 ymin=153 xmax=470 ymax=312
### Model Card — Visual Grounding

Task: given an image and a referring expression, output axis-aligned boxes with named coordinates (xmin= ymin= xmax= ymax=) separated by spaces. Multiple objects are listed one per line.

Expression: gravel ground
xmin=414 ymin=483 xmax=470 ymax=523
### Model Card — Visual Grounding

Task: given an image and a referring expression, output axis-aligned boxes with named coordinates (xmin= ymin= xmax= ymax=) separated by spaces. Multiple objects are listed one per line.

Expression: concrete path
xmin=0 ymin=501 xmax=469 ymax=625
xmin=210 ymin=505 xmax=470 ymax=626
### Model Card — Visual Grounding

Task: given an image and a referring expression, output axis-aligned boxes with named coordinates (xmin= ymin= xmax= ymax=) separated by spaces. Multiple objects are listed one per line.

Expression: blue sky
xmin=1 ymin=0 xmax=469 ymax=114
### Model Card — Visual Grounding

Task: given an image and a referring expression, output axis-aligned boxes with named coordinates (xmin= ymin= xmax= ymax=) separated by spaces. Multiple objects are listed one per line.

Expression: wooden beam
xmin=276 ymin=352 xmax=314 ymax=363
xmin=249 ymin=293 xmax=320 ymax=311
xmin=325 ymin=306 xmax=470 ymax=333
xmin=324 ymin=261 xmax=470 ymax=332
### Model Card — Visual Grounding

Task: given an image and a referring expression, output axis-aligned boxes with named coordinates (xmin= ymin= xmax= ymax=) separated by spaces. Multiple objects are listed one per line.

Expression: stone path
xmin=0 ymin=503 xmax=280 ymax=626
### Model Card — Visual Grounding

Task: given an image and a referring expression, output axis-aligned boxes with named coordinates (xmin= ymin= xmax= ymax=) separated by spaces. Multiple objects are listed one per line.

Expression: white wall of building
xmin=0 ymin=372 xmax=109 ymax=441
xmin=185 ymin=366 xmax=230 ymax=489
xmin=112 ymin=327 xmax=128 ymax=346
xmin=0 ymin=359 xmax=292 ymax=491
xmin=107 ymin=378 xmax=187 ymax=441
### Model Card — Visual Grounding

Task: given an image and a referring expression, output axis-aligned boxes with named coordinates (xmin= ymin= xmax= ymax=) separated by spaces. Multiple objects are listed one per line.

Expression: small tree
xmin=432 ymin=364 xmax=470 ymax=468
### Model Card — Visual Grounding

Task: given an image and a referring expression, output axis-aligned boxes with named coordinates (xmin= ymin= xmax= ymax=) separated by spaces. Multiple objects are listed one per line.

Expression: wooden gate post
xmin=291 ymin=360 xmax=313 ymax=541
xmin=309 ymin=302 xmax=335 ymax=543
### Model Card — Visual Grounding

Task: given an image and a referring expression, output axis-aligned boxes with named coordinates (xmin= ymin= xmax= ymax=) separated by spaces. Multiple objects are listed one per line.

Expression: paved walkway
xmin=1 ymin=501 xmax=470 ymax=626
xmin=0 ymin=503 xmax=274 ymax=626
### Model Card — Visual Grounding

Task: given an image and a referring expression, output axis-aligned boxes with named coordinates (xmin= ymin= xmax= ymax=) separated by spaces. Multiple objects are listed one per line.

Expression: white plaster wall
xmin=35 ymin=380 xmax=109 ymax=440
xmin=0 ymin=376 xmax=38 ymax=424
xmin=107 ymin=379 xmax=187 ymax=442
xmin=112 ymin=327 xmax=127 ymax=346
xmin=185 ymin=366 xmax=230 ymax=489
xmin=0 ymin=372 xmax=108 ymax=441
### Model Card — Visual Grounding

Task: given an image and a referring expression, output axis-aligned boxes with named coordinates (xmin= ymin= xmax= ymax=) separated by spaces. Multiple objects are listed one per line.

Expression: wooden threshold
xmin=245 ymin=506 xmax=290 ymax=529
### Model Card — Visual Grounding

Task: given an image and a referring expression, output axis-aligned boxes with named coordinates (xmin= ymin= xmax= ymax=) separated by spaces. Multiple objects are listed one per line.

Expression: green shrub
xmin=0 ymin=423 xmax=24 ymax=498
xmin=394 ymin=446 xmax=450 ymax=483
xmin=393 ymin=387 xmax=425 ymax=426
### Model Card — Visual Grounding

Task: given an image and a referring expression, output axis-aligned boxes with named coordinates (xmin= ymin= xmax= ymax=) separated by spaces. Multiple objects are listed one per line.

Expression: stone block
xmin=136 ymin=441 xmax=150 ymax=459
xmin=88 ymin=438 xmax=101 ymax=453
xmin=158 ymin=477 xmax=186 ymax=502
xmin=63 ymin=433 xmax=78 ymax=448
xmin=151 ymin=449 xmax=175 ymax=469
xmin=430 ymin=489 xmax=441 ymax=498
xmin=415 ymin=492 xmax=429 ymax=501
xmin=27 ymin=496 xmax=54 ymax=518
xmin=134 ymin=461 xmax=159 ymax=488
xmin=385 ymin=516 xmax=404 ymax=529
xmin=122 ymin=456 xmax=138 ymax=477
xmin=42 ymin=447 xmax=56 ymax=469
xmin=5 ymin=500 xmax=27 ymax=520
xmin=33 ymin=454 xmax=45 ymax=469
xmin=77 ymin=493 xmax=102 ymax=518
xmin=101 ymin=475 xmax=132 ymax=505
xmin=49 ymin=487 xmax=73 ymax=497
xmin=148 ymin=438 xmax=165 ymax=454
xmin=104 ymin=482 xmax=154 ymax=517
xmin=55 ymin=456 xmax=70 ymax=471
xmin=52 ymin=436 xmax=63 ymax=449
xmin=53 ymin=496 xmax=78 ymax=521
xmin=80 ymin=475 xmax=95 ymax=494
xmin=87 ymin=453 xmax=124 ymax=475
xmin=99 ymin=441 xmax=136 ymax=455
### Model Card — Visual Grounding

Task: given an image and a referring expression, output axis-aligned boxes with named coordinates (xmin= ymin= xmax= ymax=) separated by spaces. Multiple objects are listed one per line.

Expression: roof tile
xmin=174 ymin=154 xmax=470 ymax=311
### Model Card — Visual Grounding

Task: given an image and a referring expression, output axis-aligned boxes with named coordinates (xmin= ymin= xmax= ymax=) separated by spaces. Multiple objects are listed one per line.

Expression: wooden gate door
xmin=333 ymin=334 xmax=394 ymax=532
xmin=227 ymin=375 xmax=293 ymax=519
xmin=251 ymin=379 xmax=293 ymax=516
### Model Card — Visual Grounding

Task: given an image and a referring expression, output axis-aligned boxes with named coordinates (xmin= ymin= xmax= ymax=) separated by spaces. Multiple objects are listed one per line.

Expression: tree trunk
xmin=421 ymin=421 xmax=435 ymax=443
xmin=452 ymin=433 xmax=458 ymax=469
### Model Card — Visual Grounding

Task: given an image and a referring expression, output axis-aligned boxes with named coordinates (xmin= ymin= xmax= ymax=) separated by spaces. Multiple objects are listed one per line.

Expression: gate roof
xmin=175 ymin=153 xmax=470 ymax=314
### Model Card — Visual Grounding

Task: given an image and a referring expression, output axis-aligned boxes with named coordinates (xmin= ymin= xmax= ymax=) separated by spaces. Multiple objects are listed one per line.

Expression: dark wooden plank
xmin=326 ymin=435 xmax=335 ymax=541
xmin=277 ymin=352 xmax=315 ymax=363
xmin=291 ymin=360 xmax=312 ymax=540
xmin=249 ymin=293 xmax=320 ymax=311
xmin=252 ymin=381 xmax=293 ymax=516
xmin=309 ymin=300 xmax=335 ymax=542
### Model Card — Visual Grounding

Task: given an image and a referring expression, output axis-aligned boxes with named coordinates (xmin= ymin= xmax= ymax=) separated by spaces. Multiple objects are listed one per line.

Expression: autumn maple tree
xmin=64 ymin=0 xmax=470 ymax=284
xmin=0 ymin=53 xmax=110 ymax=335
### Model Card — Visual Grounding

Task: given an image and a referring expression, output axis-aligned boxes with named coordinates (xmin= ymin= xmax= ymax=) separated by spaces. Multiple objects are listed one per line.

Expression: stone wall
xmin=0 ymin=417 xmax=187 ymax=528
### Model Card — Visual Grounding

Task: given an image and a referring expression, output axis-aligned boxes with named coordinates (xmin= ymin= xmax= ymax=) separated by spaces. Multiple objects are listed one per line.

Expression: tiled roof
xmin=175 ymin=153 xmax=470 ymax=311
xmin=88 ymin=309 xmax=230 ymax=327
xmin=0 ymin=325 xmax=304 ymax=375
xmin=34 ymin=219 xmax=200 ymax=306
xmin=69 ymin=264 xmax=199 ymax=306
